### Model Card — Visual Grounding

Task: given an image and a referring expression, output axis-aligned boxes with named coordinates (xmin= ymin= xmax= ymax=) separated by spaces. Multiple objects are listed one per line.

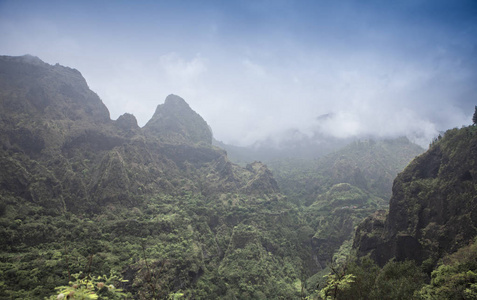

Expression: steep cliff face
xmin=354 ymin=126 xmax=477 ymax=266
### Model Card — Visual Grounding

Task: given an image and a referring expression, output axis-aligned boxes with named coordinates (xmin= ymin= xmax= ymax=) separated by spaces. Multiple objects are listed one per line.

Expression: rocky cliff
xmin=353 ymin=126 xmax=477 ymax=267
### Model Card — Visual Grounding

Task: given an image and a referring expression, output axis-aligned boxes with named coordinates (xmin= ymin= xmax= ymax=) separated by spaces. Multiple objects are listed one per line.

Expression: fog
xmin=1 ymin=0 xmax=476 ymax=147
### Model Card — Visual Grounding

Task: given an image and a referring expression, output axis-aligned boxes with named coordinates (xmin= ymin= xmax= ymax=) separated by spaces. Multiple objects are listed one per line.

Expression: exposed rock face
xmin=353 ymin=126 xmax=477 ymax=266
xmin=143 ymin=94 xmax=213 ymax=145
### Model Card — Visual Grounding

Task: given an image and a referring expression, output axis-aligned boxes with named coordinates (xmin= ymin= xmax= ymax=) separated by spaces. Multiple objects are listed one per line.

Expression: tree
xmin=473 ymin=106 xmax=477 ymax=125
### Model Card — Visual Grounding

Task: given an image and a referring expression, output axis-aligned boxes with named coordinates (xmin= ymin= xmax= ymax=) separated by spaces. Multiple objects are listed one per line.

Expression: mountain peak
xmin=0 ymin=55 xmax=110 ymax=124
xmin=164 ymin=94 xmax=189 ymax=106
xmin=143 ymin=95 xmax=212 ymax=145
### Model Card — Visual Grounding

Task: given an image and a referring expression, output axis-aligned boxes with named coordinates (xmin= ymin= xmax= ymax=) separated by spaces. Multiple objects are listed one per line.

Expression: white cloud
xmin=159 ymin=53 xmax=208 ymax=83
xmin=0 ymin=1 xmax=474 ymax=148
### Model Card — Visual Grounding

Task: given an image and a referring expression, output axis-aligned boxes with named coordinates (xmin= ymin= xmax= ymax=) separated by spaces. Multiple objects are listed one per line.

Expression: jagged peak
xmin=143 ymin=95 xmax=212 ymax=145
xmin=164 ymin=94 xmax=189 ymax=107
xmin=116 ymin=113 xmax=139 ymax=132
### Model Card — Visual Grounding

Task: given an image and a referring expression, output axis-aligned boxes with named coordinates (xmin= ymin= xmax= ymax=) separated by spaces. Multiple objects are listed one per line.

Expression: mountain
xmin=269 ymin=138 xmax=424 ymax=205
xmin=0 ymin=55 xmax=305 ymax=299
xmin=353 ymin=126 xmax=477 ymax=267
xmin=311 ymin=125 xmax=477 ymax=300
xmin=264 ymin=138 xmax=424 ymax=281
xmin=0 ymin=54 xmax=446 ymax=299
xmin=214 ymin=130 xmax=354 ymax=164
xmin=144 ymin=94 xmax=213 ymax=145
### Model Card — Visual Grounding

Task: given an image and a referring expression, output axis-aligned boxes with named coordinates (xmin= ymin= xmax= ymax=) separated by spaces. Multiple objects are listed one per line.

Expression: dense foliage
xmin=314 ymin=256 xmax=426 ymax=300
xmin=354 ymin=125 xmax=477 ymax=267
xmin=418 ymin=237 xmax=477 ymax=299
xmin=0 ymin=189 xmax=310 ymax=299
xmin=0 ymin=55 xmax=310 ymax=299
xmin=2 ymin=55 xmax=476 ymax=300
xmin=266 ymin=138 xmax=423 ymax=278
xmin=316 ymin=237 xmax=477 ymax=300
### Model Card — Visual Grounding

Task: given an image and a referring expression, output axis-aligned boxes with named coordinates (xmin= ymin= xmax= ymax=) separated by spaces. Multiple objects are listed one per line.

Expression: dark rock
xmin=143 ymin=94 xmax=213 ymax=145
xmin=353 ymin=126 xmax=477 ymax=266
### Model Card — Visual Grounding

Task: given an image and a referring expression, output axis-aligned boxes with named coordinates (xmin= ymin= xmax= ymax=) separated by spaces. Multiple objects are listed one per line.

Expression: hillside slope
xmin=266 ymin=138 xmax=424 ymax=281
xmin=354 ymin=126 xmax=477 ymax=267
xmin=0 ymin=55 xmax=307 ymax=299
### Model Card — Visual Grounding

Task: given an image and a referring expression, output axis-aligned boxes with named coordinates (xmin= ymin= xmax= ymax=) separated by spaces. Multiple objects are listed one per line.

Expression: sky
xmin=0 ymin=0 xmax=476 ymax=147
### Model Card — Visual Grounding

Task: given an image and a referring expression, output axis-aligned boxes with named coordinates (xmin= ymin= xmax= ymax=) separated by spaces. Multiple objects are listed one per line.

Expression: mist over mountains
xmin=2 ymin=1 xmax=475 ymax=151
xmin=1 ymin=1 xmax=476 ymax=298
xmin=1 ymin=54 xmax=477 ymax=299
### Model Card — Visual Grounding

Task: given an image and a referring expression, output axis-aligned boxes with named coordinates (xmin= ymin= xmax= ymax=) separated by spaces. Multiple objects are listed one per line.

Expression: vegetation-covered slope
xmin=354 ymin=126 xmax=477 ymax=267
xmin=266 ymin=139 xmax=423 ymax=274
xmin=2 ymin=54 xmax=453 ymax=300
xmin=315 ymin=125 xmax=477 ymax=300
xmin=0 ymin=55 xmax=309 ymax=299
xmin=269 ymin=138 xmax=424 ymax=205
xmin=312 ymin=125 xmax=477 ymax=300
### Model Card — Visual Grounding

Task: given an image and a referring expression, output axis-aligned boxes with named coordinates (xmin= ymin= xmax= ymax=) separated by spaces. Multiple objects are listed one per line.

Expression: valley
xmin=0 ymin=55 xmax=476 ymax=299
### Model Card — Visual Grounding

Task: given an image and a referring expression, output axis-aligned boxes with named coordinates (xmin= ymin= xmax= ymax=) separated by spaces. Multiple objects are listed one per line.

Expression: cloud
xmin=0 ymin=0 xmax=475 ymax=148
xmin=159 ymin=53 xmax=208 ymax=83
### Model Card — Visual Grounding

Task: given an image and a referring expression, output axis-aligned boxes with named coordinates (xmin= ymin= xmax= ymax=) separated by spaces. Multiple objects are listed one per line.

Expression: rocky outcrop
xmin=143 ymin=94 xmax=213 ymax=145
xmin=353 ymin=126 xmax=477 ymax=266
xmin=115 ymin=113 xmax=141 ymax=137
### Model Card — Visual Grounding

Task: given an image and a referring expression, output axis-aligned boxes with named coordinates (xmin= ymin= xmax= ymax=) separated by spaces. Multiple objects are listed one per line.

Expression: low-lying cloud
xmin=0 ymin=0 xmax=475 ymax=148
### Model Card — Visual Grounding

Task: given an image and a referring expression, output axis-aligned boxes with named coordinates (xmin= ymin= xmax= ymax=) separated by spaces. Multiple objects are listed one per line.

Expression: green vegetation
xmin=2 ymin=56 xmax=477 ymax=299
xmin=314 ymin=256 xmax=426 ymax=300
xmin=418 ymin=237 xmax=477 ymax=299
xmin=0 ymin=132 xmax=422 ymax=299
xmin=0 ymin=190 xmax=307 ymax=299
xmin=267 ymin=138 xmax=423 ymax=274
xmin=315 ymin=237 xmax=477 ymax=300
xmin=47 ymin=273 xmax=130 ymax=300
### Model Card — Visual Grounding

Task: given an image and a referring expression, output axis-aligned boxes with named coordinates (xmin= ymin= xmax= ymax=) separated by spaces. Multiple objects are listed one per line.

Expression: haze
xmin=1 ymin=0 xmax=476 ymax=147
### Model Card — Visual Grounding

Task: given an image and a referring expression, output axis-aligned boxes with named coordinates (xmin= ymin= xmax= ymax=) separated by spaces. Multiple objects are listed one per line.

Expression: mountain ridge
xmin=0 ymin=55 xmax=301 ymax=299
xmin=0 ymin=55 xmax=286 ymax=218
xmin=353 ymin=125 xmax=477 ymax=267
xmin=1 ymin=54 xmax=462 ymax=299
